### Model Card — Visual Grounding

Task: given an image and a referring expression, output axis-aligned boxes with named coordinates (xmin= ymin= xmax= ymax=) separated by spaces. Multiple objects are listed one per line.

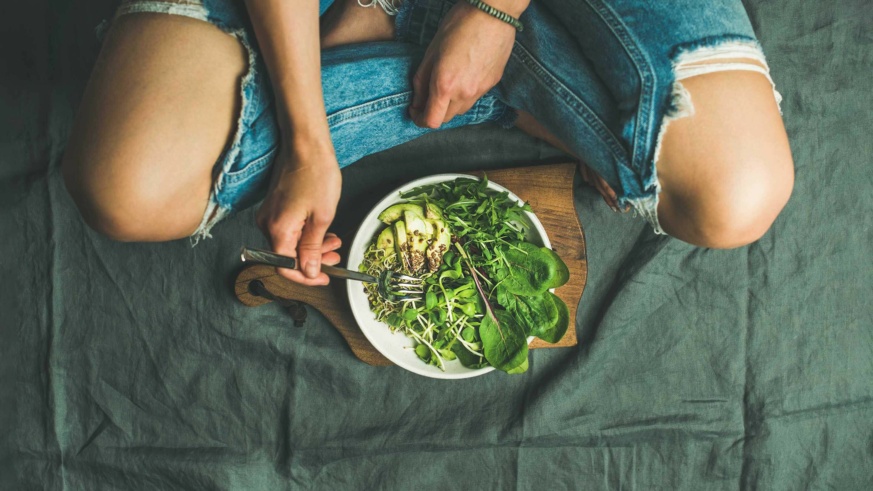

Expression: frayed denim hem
xmin=191 ymin=201 xmax=231 ymax=245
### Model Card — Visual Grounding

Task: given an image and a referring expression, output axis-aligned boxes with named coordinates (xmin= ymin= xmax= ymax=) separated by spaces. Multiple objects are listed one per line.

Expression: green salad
xmin=361 ymin=177 xmax=570 ymax=374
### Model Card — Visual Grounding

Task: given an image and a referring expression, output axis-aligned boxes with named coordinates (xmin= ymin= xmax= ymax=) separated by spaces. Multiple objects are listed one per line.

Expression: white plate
xmin=346 ymin=174 xmax=551 ymax=379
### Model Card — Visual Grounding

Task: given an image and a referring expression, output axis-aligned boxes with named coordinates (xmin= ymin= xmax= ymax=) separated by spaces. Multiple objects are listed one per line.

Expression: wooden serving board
xmin=235 ymin=163 xmax=588 ymax=366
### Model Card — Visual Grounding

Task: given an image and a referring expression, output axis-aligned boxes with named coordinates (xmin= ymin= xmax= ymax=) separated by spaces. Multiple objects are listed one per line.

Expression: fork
xmin=240 ymin=246 xmax=423 ymax=301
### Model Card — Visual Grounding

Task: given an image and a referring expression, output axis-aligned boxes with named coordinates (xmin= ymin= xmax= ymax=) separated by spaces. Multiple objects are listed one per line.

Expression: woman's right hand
xmin=256 ymin=137 xmax=343 ymax=286
xmin=244 ymin=0 xmax=344 ymax=285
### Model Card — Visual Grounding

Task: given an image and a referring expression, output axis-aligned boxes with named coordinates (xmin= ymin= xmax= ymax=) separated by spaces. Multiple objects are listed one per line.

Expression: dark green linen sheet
xmin=1 ymin=0 xmax=871 ymax=489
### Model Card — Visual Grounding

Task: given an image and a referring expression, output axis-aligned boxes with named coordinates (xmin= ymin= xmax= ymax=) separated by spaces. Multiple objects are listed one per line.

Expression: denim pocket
xmin=214 ymin=145 xmax=278 ymax=212
xmin=222 ymin=145 xmax=278 ymax=186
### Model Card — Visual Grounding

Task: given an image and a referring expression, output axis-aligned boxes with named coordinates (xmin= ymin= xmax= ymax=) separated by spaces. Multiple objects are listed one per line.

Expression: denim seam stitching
xmin=583 ymin=0 xmax=657 ymax=180
xmin=327 ymin=92 xmax=413 ymax=126
xmin=509 ymin=42 xmax=627 ymax=163
xmin=222 ymin=146 xmax=278 ymax=185
xmin=236 ymin=37 xmax=262 ymax=129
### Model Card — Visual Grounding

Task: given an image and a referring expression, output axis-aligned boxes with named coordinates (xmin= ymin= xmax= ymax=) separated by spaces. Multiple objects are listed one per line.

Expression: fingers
xmin=411 ymin=55 xmax=432 ymax=117
xmin=322 ymin=251 xmax=341 ymax=266
xmin=272 ymin=233 xmax=341 ymax=287
xmin=421 ymin=78 xmax=451 ymax=129
xmin=593 ymin=173 xmax=619 ymax=211
xmin=410 ymin=50 xmax=479 ymax=127
xmin=321 ymin=233 xmax=342 ymax=253
xmin=296 ymin=211 xmax=334 ymax=281
xmin=267 ymin=218 xmax=327 ymax=286
xmin=264 ymin=210 xmax=304 ymax=260
xmin=264 ymin=215 xmax=338 ymax=286
xmin=578 ymin=162 xmax=626 ymax=213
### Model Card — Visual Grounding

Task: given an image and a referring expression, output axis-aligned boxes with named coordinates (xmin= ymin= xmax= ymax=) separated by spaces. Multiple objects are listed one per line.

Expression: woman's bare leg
xmin=516 ymin=66 xmax=794 ymax=249
xmin=62 ymin=14 xmax=246 ymax=241
xmin=63 ymin=3 xmax=398 ymax=242
xmin=655 ymin=67 xmax=793 ymax=248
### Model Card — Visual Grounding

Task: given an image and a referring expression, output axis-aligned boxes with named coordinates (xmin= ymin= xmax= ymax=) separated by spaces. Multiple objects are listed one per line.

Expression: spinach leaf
xmin=501 ymin=242 xmax=562 ymax=296
xmin=540 ymin=248 xmax=570 ymax=289
xmin=533 ymin=293 xmax=570 ymax=343
xmin=451 ymin=343 xmax=485 ymax=368
xmin=506 ymin=357 xmax=529 ymax=374
xmin=496 ymin=286 xmax=570 ymax=344
xmin=513 ymin=292 xmax=558 ymax=337
xmin=480 ymin=310 xmax=528 ymax=372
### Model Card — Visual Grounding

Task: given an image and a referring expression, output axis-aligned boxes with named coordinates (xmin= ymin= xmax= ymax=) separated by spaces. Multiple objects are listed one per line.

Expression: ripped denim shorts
xmin=110 ymin=0 xmax=781 ymax=241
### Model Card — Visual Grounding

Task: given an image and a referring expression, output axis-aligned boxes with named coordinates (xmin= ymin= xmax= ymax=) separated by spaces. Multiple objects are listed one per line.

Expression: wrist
xmin=468 ymin=0 xmax=529 ymax=20
xmin=276 ymin=107 xmax=334 ymax=156
xmin=283 ymin=132 xmax=337 ymax=167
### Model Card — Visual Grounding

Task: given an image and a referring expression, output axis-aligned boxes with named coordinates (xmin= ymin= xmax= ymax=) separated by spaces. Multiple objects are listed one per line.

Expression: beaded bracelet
xmin=463 ymin=0 xmax=525 ymax=32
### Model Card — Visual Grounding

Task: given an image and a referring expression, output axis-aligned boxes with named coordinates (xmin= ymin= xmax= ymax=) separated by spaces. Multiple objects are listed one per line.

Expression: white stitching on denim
xmin=508 ymin=42 xmax=627 ymax=163
xmin=583 ymin=0 xmax=657 ymax=180
xmin=327 ymin=92 xmax=413 ymax=126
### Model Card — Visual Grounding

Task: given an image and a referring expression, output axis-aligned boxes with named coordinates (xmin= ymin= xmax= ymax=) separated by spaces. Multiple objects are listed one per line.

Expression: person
xmin=61 ymin=0 xmax=794 ymax=287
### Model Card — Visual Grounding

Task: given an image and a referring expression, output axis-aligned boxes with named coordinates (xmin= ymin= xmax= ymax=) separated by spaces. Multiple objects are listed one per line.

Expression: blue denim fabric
xmin=113 ymin=0 xmax=769 ymax=238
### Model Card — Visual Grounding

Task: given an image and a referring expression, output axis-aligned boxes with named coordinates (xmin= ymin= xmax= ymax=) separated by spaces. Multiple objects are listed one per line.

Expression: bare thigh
xmin=63 ymin=13 xmax=246 ymax=241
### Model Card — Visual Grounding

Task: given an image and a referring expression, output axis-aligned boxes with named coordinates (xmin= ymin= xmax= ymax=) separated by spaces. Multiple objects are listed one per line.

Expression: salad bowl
xmin=346 ymin=174 xmax=552 ymax=379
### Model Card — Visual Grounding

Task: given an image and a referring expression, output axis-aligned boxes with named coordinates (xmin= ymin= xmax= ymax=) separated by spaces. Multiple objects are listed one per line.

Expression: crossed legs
xmin=63 ymin=1 xmax=793 ymax=249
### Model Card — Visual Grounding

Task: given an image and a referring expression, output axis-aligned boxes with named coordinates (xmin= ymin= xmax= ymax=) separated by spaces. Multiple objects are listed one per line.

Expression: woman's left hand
xmin=409 ymin=0 xmax=528 ymax=128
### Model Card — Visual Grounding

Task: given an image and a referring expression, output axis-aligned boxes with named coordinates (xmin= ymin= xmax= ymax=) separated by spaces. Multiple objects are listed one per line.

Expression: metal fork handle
xmin=240 ymin=246 xmax=377 ymax=284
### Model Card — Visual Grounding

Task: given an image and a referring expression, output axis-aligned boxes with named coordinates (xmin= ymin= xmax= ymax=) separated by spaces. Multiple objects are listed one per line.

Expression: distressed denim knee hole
xmin=641 ymin=39 xmax=783 ymax=236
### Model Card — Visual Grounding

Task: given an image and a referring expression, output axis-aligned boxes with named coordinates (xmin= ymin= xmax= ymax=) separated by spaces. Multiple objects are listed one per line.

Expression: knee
xmin=62 ymin=154 xmax=199 ymax=242
xmin=63 ymin=160 xmax=146 ymax=242
xmin=658 ymin=154 xmax=794 ymax=249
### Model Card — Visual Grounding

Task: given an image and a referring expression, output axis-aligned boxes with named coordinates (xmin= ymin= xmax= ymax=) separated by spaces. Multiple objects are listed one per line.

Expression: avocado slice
xmin=425 ymin=202 xmax=444 ymax=220
xmin=422 ymin=216 xmax=434 ymax=237
xmin=404 ymin=210 xmax=429 ymax=273
xmin=376 ymin=226 xmax=395 ymax=253
xmin=393 ymin=220 xmax=411 ymax=271
xmin=426 ymin=219 xmax=451 ymax=272
xmin=378 ymin=203 xmax=424 ymax=224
